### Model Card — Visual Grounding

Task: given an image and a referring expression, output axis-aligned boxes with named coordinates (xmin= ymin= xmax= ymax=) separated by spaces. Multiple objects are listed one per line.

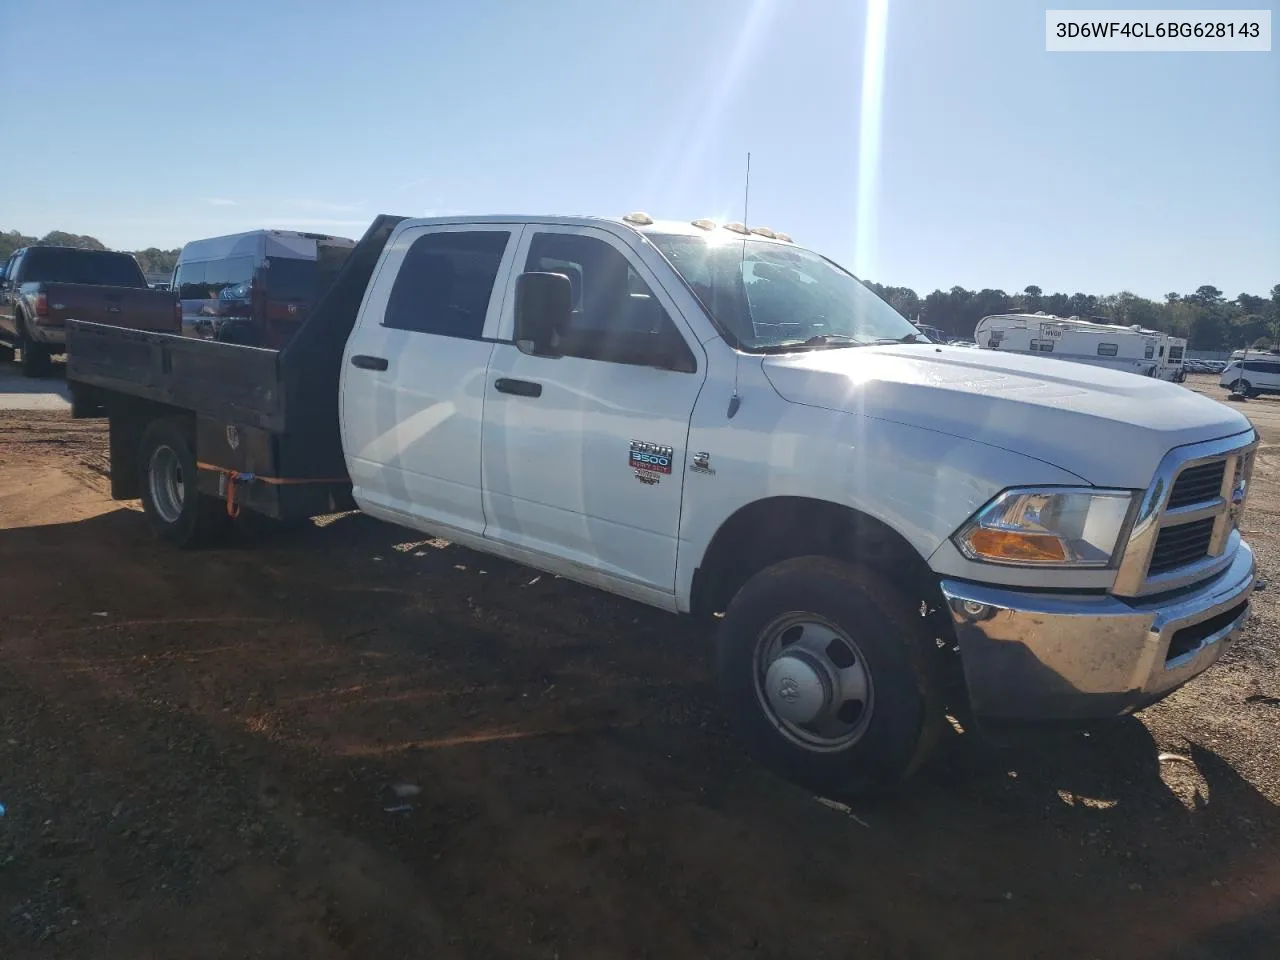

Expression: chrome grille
xmin=1149 ymin=517 xmax=1215 ymax=574
xmin=1167 ymin=461 xmax=1227 ymax=509
xmin=1112 ymin=432 xmax=1258 ymax=598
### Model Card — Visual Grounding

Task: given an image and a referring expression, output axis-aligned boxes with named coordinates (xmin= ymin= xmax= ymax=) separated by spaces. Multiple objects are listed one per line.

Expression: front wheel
xmin=1231 ymin=379 xmax=1254 ymax=398
xmin=716 ymin=556 xmax=941 ymax=798
xmin=137 ymin=418 xmax=230 ymax=548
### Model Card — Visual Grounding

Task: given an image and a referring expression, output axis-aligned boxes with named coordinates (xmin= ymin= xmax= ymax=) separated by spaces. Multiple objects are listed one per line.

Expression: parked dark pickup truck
xmin=0 ymin=246 xmax=179 ymax=376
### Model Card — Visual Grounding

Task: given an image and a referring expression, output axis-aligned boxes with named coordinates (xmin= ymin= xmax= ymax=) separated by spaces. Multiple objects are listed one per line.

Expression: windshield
xmin=648 ymin=234 xmax=922 ymax=351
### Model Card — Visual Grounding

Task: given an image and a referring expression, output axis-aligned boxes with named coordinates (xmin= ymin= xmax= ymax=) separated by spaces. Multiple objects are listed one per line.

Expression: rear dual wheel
xmin=137 ymin=418 xmax=230 ymax=548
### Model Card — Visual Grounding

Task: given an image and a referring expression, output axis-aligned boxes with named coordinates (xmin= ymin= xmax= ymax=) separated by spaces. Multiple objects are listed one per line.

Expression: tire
xmin=1233 ymin=379 xmax=1254 ymax=398
xmin=69 ymin=387 xmax=97 ymax=419
xmin=137 ymin=418 xmax=230 ymax=548
xmin=17 ymin=315 xmax=52 ymax=378
xmin=716 ymin=556 xmax=942 ymax=798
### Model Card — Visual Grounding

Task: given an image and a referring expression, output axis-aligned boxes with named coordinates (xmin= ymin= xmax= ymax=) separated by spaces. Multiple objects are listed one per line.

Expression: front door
xmin=341 ymin=223 xmax=521 ymax=537
xmin=481 ymin=226 xmax=706 ymax=603
xmin=0 ymin=251 xmax=24 ymax=340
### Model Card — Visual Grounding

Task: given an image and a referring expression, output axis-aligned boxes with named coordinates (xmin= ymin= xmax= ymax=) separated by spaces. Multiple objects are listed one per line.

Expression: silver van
xmin=172 ymin=229 xmax=355 ymax=349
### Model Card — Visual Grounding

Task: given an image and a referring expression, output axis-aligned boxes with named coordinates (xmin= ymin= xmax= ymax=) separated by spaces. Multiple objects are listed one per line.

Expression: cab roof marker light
xmin=691 ymin=218 xmax=717 ymax=230
xmin=723 ymin=222 xmax=750 ymax=235
xmin=775 ymin=232 xmax=793 ymax=243
xmin=749 ymin=226 xmax=777 ymax=239
xmin=622 ymin=211 xmax=654 ymax=225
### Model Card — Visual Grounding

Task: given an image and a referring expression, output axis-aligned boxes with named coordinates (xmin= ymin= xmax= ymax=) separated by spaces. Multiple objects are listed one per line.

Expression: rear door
xmin=340 ymin=222 xmax=521 ymax=538
xmin=1257 ymin=360 xmax=1280 ymax=391
xmin=260 ymin=254 xmax=318 ymax=347
xmin=480 ymin=225 xmax=706 ymax=605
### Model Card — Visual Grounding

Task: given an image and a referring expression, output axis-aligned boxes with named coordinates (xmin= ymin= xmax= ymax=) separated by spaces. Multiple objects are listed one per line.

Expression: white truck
xmin=975 ymin=313 xmax=1188 ymax=382
xmin=66 ymin=213 xmax=1259 ymax=797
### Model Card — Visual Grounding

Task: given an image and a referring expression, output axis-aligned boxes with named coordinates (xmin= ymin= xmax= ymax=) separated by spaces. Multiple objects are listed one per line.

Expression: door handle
xmin=494 ymin=377 xmax=542 ymax=398
xmin=350 ymin=354 xmax=388 ymax=371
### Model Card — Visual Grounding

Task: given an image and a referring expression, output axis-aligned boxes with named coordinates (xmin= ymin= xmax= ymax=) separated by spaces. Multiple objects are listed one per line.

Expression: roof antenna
xmin=727 ymin=151 xmax=750 ymax=420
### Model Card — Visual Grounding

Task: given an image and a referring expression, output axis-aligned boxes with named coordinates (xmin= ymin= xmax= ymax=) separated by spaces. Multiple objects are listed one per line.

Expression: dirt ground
xmin=1 ymin=371 xmax=1278 ymax=959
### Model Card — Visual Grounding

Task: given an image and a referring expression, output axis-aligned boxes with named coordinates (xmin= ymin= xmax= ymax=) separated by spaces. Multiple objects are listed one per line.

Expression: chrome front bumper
xmin=939 ymin=543 xmax=1255 ymax=721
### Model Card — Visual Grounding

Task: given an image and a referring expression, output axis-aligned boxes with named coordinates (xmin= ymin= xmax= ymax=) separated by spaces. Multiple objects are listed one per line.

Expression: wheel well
xmin=106 ymin=397 xmax=193 ymax=501
xmin=691 ymin=497 xmax=940 ymax=616
xmin=691 ymin=496 xmax=967 ymax=707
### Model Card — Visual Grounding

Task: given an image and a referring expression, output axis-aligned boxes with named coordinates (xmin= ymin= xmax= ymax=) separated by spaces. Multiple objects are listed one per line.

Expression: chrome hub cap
xmin=754 ymin=613 xmax=874 ymax=752
xmin=149 ymin=445 xmax=186 ymax=524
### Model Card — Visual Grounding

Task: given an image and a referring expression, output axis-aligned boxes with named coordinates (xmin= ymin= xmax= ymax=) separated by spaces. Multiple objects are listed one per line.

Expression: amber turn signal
xmin=964 ymin=528 xmax=1068 ymax=563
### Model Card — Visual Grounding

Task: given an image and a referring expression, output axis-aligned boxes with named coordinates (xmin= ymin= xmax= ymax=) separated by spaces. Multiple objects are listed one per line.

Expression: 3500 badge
xmin=629 ymin=440 xmax=673 ymax=476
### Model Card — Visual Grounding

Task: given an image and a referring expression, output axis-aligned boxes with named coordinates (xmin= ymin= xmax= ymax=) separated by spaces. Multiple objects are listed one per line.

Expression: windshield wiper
xmin=803 ymin=333 xmax=860 ymax=345
xmin=755 ymin=334 xmax=863 ymax=353
xmin=866 ymin=333 xmax=932 ymax=345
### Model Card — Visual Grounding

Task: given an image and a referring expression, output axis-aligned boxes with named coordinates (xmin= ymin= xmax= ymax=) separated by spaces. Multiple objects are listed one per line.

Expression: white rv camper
xmin=974 ymin=314 xmax=1187 ymax=382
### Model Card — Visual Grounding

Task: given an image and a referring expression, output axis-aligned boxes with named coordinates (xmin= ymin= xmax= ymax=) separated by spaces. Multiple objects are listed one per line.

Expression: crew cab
xmin=0 ymin=246 xmax=178 ymax=376
xmin=65 ymin=213 xmax=1258 ymax=796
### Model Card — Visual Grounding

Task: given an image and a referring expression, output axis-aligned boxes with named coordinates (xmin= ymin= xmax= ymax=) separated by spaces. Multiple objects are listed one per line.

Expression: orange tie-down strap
xmin=196 ymin=462 xmax=348 ymax=518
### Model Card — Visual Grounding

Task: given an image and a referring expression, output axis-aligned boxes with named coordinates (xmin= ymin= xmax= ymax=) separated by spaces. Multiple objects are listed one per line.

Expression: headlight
xmin=954 ymin=487 xmax=1135 ymax=568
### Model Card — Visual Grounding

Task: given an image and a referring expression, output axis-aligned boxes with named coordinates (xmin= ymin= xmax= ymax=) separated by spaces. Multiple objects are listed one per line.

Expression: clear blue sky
xmin=1 ymin=0 xmax=1275 ymax=299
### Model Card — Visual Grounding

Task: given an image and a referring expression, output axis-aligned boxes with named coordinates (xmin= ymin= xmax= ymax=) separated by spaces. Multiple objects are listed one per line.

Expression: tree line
xmin=1 ymin=229 xmax=180 ymax=277
xmin=863 ymin=281 xmax=1280 ymax=352
xmin=5 ymin=226 xmax=1277 ymax=352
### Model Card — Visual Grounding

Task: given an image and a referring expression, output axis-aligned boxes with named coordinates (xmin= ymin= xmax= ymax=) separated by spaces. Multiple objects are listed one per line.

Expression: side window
xmin=987 ymin=330 xmax=1003 ymax=348
xmin=1097 ymin=342 xmax=1119 ymax=357
xmin=1145 ymin=344 xmax=1155 ymax=359
xmin=176 ymin=261 xmax=208 ymax=299
xmin=1030 ymin=339 xmax=1054 ymax=353
xmin=384 ymin=231 xmax=509 ymax=339
xmin=1243 ymin=360 xmax=1261 ymax=373
xmin=1169 ymin=345 xmax=1183 ymax=361
xmin=206 ymin=256 xmax=256 ymax=295
xmin=523 ymin=232 xmax=695 ymax=370
xmin=8 ymin=251 xmax=24 ymax=282
xmin=1263 ymin=362 xmax=1280 ymax=376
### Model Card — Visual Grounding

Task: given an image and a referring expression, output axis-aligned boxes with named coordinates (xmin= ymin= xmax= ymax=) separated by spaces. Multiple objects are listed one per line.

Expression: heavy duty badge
xmin=629 ymin=440 xmax=673 ymax=483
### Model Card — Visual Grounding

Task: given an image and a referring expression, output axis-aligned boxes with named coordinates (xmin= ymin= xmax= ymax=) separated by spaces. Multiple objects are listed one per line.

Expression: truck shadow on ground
xmin=1 ymin=508 xmax=1277 ymax=958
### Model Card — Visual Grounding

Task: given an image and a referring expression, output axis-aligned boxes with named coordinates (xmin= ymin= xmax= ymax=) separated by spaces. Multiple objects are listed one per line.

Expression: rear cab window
xmin=264 ymin=257 xmax=318 ymax=301
xmin=20 ymin=248 xmax=146 ymax=287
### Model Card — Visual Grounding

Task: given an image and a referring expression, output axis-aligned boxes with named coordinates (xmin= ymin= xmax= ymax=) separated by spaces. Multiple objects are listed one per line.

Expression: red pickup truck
xmin=0 ymin=246 xmax=179 ymax=377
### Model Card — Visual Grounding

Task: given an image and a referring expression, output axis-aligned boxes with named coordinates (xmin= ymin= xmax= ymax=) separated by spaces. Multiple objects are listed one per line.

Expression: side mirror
xmin=515 ymin=271 xmax=572 ymax=356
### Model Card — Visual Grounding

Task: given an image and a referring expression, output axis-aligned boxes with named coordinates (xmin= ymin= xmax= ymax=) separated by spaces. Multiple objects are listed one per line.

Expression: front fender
xmin=676 ymin=392 xmax=1090 ymax=611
